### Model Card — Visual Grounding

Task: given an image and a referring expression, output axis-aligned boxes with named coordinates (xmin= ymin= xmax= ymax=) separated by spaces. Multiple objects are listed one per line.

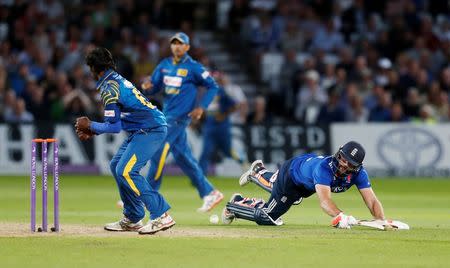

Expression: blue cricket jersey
xmin=96 ymin=69 xmax=167 ymax=131
xmin=204 ymin=86 xmax=236 ymax=127
xmin=289 ymin=154 xmax=371 ymax=195
xmin=148 ymin=54 xmax=219 ymax=122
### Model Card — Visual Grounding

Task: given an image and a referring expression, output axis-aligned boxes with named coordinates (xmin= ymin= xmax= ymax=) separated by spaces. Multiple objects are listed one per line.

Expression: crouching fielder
xmin=222 ymin=141 xmax=385 ymax=228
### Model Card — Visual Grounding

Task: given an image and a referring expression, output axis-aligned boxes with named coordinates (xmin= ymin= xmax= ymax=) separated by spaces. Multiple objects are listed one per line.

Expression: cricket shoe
xmin=197 ymin=190 xmax=224 ymax=212
xmin=104 ymin=217 xmax=143 ymax=232
xmin=138 ymin=213 xmax=175 ymax=235
xmin=221 ymin=193 xmax=243 ymax=224
xmin=239 ymin=160 xmax=264 ymax=186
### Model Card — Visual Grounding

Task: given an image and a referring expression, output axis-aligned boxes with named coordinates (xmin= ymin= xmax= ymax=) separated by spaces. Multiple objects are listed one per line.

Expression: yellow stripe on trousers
xmin=155 ymin=142 xmax=170 ymax=181
xmin=123 ymin=154 xmax=140 ymax=196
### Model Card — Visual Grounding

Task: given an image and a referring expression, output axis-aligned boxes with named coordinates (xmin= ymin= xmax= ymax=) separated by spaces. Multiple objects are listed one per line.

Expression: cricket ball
xmin=209 ymin=214 xmax=219 ymax=224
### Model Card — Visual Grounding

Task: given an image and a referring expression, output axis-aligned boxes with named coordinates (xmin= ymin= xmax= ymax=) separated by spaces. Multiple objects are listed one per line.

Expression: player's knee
xmin=115 ymin=163 xmax=128 ymax=182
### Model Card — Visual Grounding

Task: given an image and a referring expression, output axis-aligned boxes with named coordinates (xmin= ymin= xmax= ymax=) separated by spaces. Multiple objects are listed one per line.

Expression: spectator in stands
xmin=368 ymin=91 xmax=392 ymax=122
xmin=271 ymin=49 xmax=300 ymax=117
xmin=310 ymin=18 xmax=344 ymax=53
xmin=317 ymin=86 xmax=346 ymax=124
xmin=221 ymin=72 xmax=248 ymax=124
xmin=63 ymin=87 xmax=94 ymax=123
xmin=415 ymin=104 xmax=437 ymax=124
xmin=4 ymin=97 xmax=34 ymax=123
xmin=375 ymin=57 xmax=392 ymax=87
xmin=228 ymin=0 xmax=251 ymax=33
xmin=347 ymin=94 xmax=369 ymax=123
xmin=403 ymin=87 xmax=422 ymax=118
xmin=295 ymin=69 xmax=327 ymax=123
xmin=390 ymin=101 xmax=408 ymax=122
xmin=321 ymin=63 xmax=336 ymax=90
xmin=340 ymin=0 xmax=366 ymax=41
xmin=247 ymin=95 xmax=267 ymax=124
xmin=440 ymin=67 xmax=450 ymax=92
xmin=280 ymin=19 xmax=305 ymax=52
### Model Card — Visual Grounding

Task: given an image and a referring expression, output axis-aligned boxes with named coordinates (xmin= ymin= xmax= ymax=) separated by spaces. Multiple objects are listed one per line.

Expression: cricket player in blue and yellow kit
xmin=141 ymin=32 xmax=223 ymax=212
xmin=199 ymin=71 xmax=245 ymax=175
xmin=76 ymin=47 xmax=175 ymax=235
xmin=223 ymin=141 xmax=386 ymax=228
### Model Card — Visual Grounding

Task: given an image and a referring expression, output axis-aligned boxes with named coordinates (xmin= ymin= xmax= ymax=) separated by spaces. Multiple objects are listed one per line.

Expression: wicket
xmin=31 ymin=138 xmax=59 ymax=232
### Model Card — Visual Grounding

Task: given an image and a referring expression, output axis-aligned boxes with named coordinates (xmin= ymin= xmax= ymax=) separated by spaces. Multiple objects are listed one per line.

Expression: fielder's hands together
xmin=331 ymin=212 xmax=358 ymax=229
xmin=141 ymin=80 xmax=153 ymax=91
xmin=75 ymin=116 xmax=95 ymax=141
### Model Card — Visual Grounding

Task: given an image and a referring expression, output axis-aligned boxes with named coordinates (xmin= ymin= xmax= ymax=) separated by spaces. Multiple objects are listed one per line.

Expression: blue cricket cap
xmin=170 ymin=32 xmax=190 ymax=45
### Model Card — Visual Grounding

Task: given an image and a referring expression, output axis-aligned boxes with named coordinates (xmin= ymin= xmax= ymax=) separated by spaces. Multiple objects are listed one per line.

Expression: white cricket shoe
xmin=221 ymin=193 xmax=242 ymax=224
xmin=239 ymin=160 xmax=264 ymax=186
xmin=138 ymin=213 xmax=175 ymax=235
xmin=104 ymin=217 xmax=143 ymax=232
xmin=221 ymin=207 xmax=235 ymax=225
xmin=197 ymin=190 xmax=224 ymax=212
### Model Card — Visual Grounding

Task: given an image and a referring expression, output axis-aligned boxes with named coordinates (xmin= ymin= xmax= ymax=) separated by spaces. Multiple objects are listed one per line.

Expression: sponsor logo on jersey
xmin=104 ymin=110 xmax=115 ymax=117
xmin=177 ymin=68 xmax=188 ymax=77
xmin=331 ymin=186 xmax=347 ymax=193
xmin=163 ymin=75 xmax=182 ymax=87
xmin=201 ymin=71 xmax=210 ymax=79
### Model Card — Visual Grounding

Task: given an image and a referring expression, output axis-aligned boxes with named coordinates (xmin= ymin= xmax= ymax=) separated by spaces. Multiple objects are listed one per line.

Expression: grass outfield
xmin=0 ymin=175 xmax=449 ymax=268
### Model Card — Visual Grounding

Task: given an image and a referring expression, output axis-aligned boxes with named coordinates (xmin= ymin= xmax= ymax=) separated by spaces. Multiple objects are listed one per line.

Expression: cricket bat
xmin=356 ymin=219 xmax=410 ymax=230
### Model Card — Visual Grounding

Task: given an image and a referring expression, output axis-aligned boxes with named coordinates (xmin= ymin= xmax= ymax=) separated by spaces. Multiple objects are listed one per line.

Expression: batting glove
xmin=331 ymin=212 xmax=357 ymax=229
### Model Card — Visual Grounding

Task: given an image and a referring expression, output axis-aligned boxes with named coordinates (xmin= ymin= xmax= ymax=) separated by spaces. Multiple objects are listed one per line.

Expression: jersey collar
xmin=172 ymin=54 xmax=190 ymax=65
xmin=96 ymin=69 xmax=114 ymax=90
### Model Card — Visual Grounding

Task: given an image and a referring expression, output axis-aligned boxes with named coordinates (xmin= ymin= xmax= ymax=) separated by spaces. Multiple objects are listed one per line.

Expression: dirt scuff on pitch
xmin=0 ymin=222 xmax=274 ymax=238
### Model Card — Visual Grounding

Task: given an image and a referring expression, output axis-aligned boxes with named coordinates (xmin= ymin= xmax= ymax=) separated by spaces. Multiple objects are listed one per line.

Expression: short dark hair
xmin=85 ymin=47 xmax=116 ymax=75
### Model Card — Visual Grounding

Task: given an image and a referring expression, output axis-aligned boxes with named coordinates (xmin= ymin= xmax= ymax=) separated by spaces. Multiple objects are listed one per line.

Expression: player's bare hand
xmin=141 ymin=80 xmax=153 ymax=90
xmin=76 ymin=129 xmax=95 ymax=141
xmin=75 ymin=116 xmax=91 ymax=131
xmin=189 ymin=107 xmax=204 ymax=121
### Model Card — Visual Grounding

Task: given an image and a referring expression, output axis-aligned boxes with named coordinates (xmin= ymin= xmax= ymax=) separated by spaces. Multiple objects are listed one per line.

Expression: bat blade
xmin=356 ymin=220 xmax=410 ymax=230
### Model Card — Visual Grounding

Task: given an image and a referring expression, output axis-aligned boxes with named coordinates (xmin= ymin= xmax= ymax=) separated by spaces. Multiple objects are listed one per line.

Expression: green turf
xmin=0 ymin=175 xmax=449 ymax=268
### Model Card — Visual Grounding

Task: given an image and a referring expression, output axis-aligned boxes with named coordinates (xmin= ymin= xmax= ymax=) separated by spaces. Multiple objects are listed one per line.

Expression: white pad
xmin=356 ymin=219 xmax=410 ymax=230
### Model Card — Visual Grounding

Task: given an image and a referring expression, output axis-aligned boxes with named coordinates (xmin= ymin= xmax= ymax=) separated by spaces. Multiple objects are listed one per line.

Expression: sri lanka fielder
xmin=199 ymin=71 xmax=245 ymax=175
xmin=75 ymin=47 xmax=175 ymax=235
xmin=141 ymin=32 xmax=223 ymax=212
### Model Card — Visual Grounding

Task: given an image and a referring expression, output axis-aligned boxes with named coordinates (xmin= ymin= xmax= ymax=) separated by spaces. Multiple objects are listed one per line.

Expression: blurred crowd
xmin=0 ymin=0 xmax=449 ymax=125
xmin=0 ymin=0 xmax=195 ymax=123
xmin=230 ymin=0 xmax=450 ymax=123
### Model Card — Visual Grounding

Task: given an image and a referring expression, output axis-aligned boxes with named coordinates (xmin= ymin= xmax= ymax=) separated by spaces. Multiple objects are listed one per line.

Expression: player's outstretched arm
xmin=315 ymin=184 xmax=357 ymax=228
xmin=359 ymin=187 xmax=385 ymax=220
xmin=315 ymin=184 xmax=342 ymax=217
